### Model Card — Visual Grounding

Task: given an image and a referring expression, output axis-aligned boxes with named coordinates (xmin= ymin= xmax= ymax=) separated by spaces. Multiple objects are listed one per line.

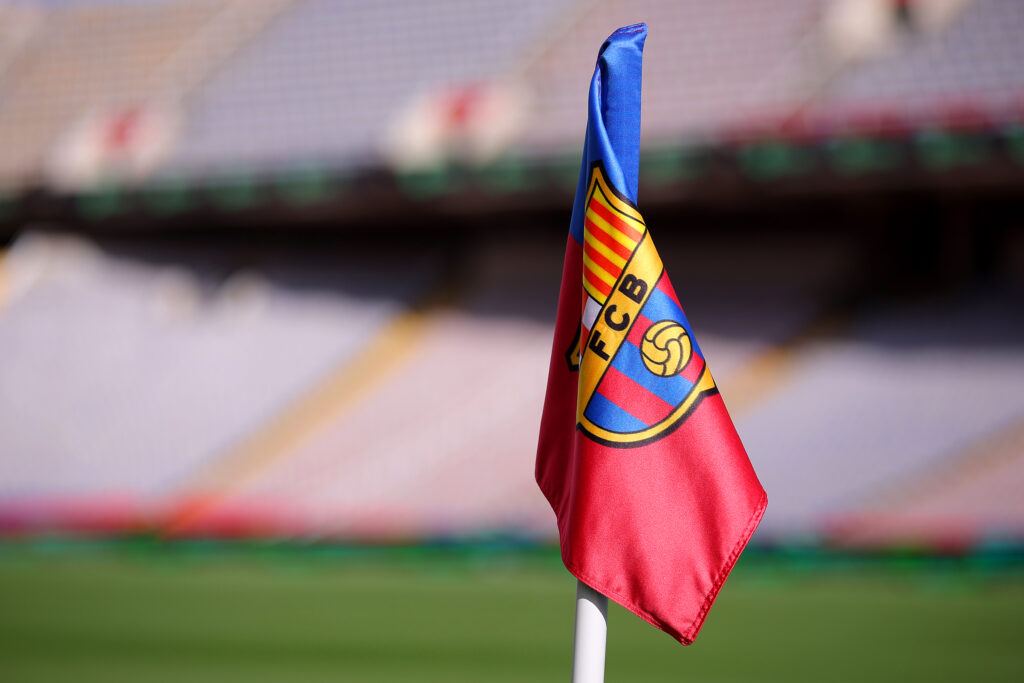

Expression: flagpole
xmin=571 ymin=579 xmax=608 ymax=683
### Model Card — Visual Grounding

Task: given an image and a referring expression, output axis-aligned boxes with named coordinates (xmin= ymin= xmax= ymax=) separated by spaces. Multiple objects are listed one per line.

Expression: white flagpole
xmin=571 ymin=579 xmax=608 ymax=683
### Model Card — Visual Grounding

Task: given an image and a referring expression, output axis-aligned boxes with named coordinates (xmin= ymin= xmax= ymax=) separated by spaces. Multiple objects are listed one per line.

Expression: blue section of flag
xmin=585 ymin=392 xmax=648 ymax=433
xmin=567 ymin=25 xmax=647 ymax=245
xmin=641 ymin=287 xmax=704 ymax=359
xmin=611 ymin=341 xmax=694 ymax=405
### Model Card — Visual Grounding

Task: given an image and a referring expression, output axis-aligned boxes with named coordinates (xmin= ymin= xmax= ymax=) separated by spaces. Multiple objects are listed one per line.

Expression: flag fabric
xmin=535 ymin=23 xmax=767 ymax=645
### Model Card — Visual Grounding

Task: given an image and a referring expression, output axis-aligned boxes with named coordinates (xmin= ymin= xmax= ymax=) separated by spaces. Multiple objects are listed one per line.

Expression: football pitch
xmin=1 ymin=544 xmax=1022 ymax=682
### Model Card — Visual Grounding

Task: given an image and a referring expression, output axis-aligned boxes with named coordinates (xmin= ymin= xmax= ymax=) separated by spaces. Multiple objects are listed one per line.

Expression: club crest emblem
xmin=565 ymin=163 xmax=718 ymax=448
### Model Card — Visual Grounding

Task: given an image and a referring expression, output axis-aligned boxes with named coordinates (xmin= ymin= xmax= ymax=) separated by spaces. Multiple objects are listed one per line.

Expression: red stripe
xmin=583 ymin=241 xmax=623 ymax=280
xmin=680 ymin=353 xmax=705 ymax=383
xmin=596 ymin=365 xmax=675 ymax=424
xmin=584 ymin=217 xmax=633 ymax=260
xmin=583 ymin=264 xmax=612 ymax=296
xmin=656 ymin=273 xmax=683 ymax=308
xmin=626 ymin=313 xmax=655 ymax=348
xmin=588 ymin=197 xmax=643 ymax=241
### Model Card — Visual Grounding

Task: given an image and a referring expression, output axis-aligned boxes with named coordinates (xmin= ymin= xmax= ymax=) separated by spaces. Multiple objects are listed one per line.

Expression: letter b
xmin=619 ymin=274 xmax=647 ymax=303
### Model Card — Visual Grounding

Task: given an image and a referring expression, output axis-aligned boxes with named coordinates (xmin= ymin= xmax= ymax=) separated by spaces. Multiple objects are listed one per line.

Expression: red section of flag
xmin=536 ymin=235 xmax=766 ymax=644
xmin=626 ymin=313 xmax=654 ymax=347
xmin=656 ymin=272 xmax=680 ymax=300
xmin=680 ymin=352 xmax=705 ymax=384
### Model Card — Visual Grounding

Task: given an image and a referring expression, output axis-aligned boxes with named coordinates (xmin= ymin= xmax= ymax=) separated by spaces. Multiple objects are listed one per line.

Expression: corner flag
xmin=536 ymin=23 xmax=766 ymax=645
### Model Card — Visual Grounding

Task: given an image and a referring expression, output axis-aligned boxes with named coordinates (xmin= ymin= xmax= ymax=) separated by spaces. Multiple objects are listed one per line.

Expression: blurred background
xmin=0 ymin=0 xmax=1022 ymax=680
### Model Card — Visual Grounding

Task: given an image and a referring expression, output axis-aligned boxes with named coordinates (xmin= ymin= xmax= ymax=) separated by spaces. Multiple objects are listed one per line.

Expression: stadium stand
xmin=519 ymin=0 xmax=827 ymax=152
xmin=824 ymin=0 xmax=1024 ymax=123
xmin=740 ymin=292 xmax=1024 ymax=539
xmin=0 ymin=227 xmax=877 ymax=540
xmin=0 ymin=0 xmax=1020 ymax=193
xmin=0 ymin=0 xmax=220 ymax=188
xmin=832 ymin=416 xmax=1024 ymax=545
xmin=0 ymin=0 xmax=1022 ymax=548
xmin=165 ymin=237 xmax=565 ymax=539
xmin=164 ymin=232 xmax=859 ymax=539
xmin=0 ymin=0 xmax=292 ymax=190
xmin=164 ymin=0 xmax=579 ymax=177
xmin=0 ymin=231 xmax=443 ymax=532
xmin=0 ymin=4 xmax=43 ymax=83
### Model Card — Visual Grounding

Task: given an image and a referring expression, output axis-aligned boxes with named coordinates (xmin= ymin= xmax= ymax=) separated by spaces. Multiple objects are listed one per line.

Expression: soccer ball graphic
xmin=640 ymin=320 xmax=692 ymax=377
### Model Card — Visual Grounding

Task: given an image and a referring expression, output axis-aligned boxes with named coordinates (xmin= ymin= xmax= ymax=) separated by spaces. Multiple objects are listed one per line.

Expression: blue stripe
xmin=567 ymin=26 xmax=647 ymax=245
xmin=642 ymin=287 xmax=704 ymax=358
xmin=585 ymin=392 xmax=648 ymax=433
xmin=611 ymin=341 xmax=694 ymax=405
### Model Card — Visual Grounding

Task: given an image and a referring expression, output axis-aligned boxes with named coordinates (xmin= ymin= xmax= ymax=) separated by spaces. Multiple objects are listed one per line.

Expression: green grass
xmin=0 ymin=546 xmax=1022 ymax=682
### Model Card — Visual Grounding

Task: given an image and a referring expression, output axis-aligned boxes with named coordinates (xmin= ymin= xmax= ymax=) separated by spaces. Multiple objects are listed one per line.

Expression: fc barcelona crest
xmin=566 ymin=163 xmax=718 ymax=448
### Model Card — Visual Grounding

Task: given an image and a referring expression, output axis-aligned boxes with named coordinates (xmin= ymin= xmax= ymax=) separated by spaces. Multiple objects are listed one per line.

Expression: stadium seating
xmin=2 ymin=0 xmax=1023 ymax=547
xmin=1 ymin=0 xmax=1021 ymax=186
xmin=832 ymin=417 xmax=1024 ymax=545
xmin=0 ymin=231 xmax=442 ymax=531
xmin=4 ymin=225 xmax=1024 ymax=544
xmin=518 ymin=0 xmax=828 ymax=152
xmin=824 ymin=0 xmax=1024 ymax=124
xmin=739 ymin=293 xmax=1024 ymax=539
xmin=0 ymin=1 xmax=230 ymax=188
xmin=159 ymin=236 xmax=566 ymax=538
xmin=164 ymin=0 xmax=580 ymax=177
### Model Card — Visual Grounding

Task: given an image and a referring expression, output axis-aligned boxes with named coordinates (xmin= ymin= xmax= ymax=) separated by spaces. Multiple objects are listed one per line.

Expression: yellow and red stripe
xmin=582 ymin=185 xmax=645 ymax=303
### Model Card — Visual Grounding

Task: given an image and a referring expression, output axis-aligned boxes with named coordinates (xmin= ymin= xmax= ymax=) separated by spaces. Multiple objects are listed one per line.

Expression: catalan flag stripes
xmin=582 ymin=184 xmax=645 ymax=304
